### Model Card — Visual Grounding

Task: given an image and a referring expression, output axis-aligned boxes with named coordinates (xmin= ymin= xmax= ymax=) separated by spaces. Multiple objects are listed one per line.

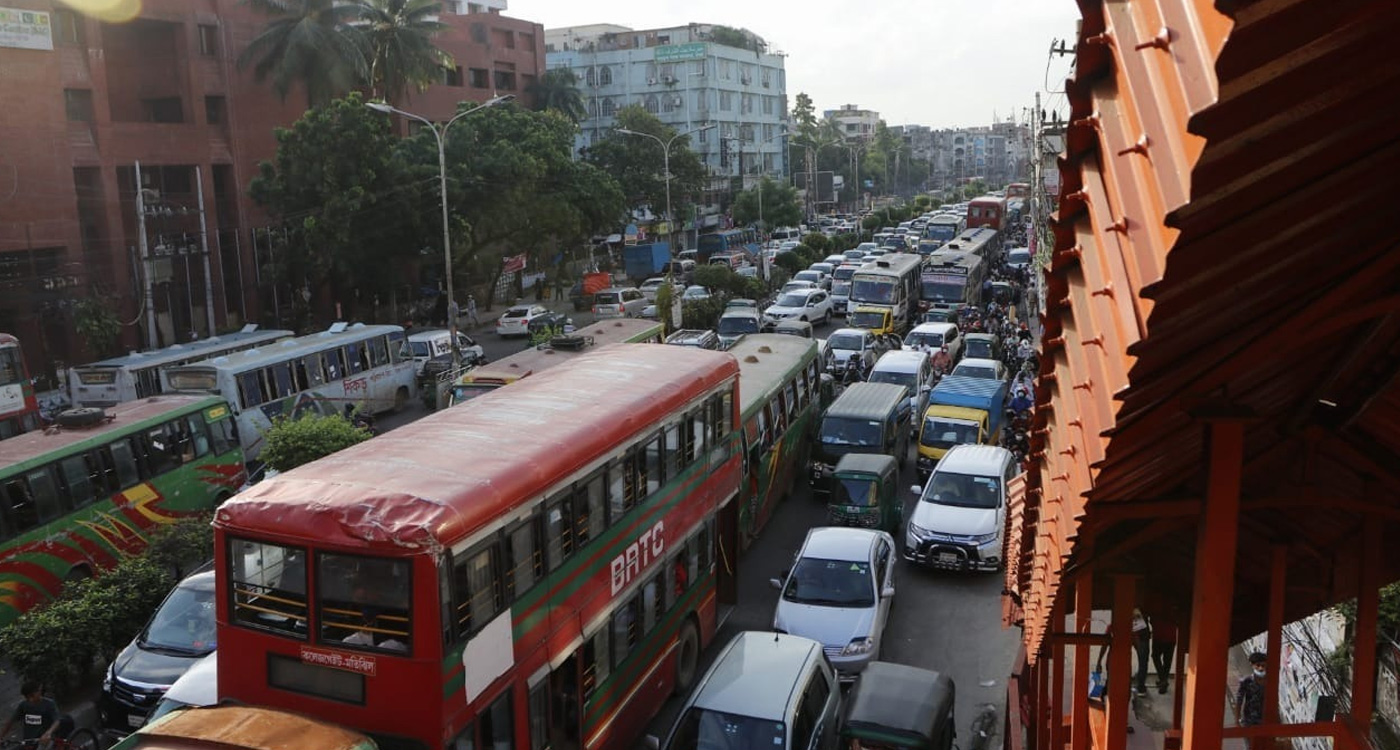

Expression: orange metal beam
xmin=1181 ymin=420 xmax=1244 ymax=750
xmin=1107 ymin=575 xmax=1136 ymax=750
xmin=1037 ymin=656 xmax=1051 ymax=750
xmin=1350 ymin=519 xmax=1382 ymax=741
xmin=1071 ymin=578 xmax=1093 ymax=750
xmin=1051 ymin=640 xmax=1067 ymax=750
xmin=1264 ymin=545 xmax=1286 ymax=728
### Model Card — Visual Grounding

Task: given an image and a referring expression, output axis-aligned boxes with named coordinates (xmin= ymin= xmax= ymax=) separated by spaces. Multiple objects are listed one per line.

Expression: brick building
xmin=0 ymin=0 xmax=543 ymax=384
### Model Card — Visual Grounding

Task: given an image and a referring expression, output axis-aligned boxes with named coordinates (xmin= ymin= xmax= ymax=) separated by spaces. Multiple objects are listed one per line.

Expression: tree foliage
xmin=528 ymin=68 xmax=587 ymax=123
xmin=355 ymin=0 xmax=451 ymax=107
xmin=250 ymin=93 xmax=423 ymax=323
xmin=259 ymin=412 xmax=373 ymax=472
xmin=774 ymin=251 xmax=804 ymax=276
xmin=732 ymin=177 xmax=801 ymax=231
xmin=73 ymin=294 xmax=123 ymax=358
xmin=801 ymin=233 xmax=831 ymax=254
xmin=582 ymin=106 xmax=707 ymax=224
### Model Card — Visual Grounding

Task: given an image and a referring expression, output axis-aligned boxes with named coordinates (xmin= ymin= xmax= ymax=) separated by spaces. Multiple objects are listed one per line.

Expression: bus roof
xmin=854 ymin=252 xmax=923 ymax=276
xmin=0 ymin=333 xmax=18 ymax=347
xmin=0 ymin=395 xmax=226 ymax=473
xmin=72 ymin=328 xmax=293 ymax=372
xmin=969 ymin=195 xmax=1006 ymax=205
xmin=216 ymin=344 xmax=737 ymax=550
xmin=170 ymin=324 xmax=403 ymax=375
xmin=124 ymin=705 xmax=376 ymax=750
xmin=454 ymin=319 xmax=663 ymax=387
xmin=729 ymin=334 xmax=818 ymax=417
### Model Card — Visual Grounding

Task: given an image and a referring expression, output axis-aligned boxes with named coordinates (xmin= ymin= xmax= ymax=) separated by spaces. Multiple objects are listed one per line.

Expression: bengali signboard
xmin=654 ymin=43 xmax=707 ymax=63
xmin=0 ymin=7 xmax=52 ymax=51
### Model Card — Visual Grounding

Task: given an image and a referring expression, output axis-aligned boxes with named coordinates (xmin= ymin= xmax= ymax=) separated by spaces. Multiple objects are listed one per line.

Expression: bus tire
xmin=65 ymin=565 xmax=93 ymax=584
xmin=56 ymin=407 xmax=105 ymax=428
xmin=394 ymin=386 xmax=410 ymax=412
xmin=674 ymin=619 xmax=701 ymax=694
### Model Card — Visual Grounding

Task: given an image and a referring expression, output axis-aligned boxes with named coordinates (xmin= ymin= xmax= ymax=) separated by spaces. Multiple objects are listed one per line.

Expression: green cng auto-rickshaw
xmin=841 ymin=661 xmax=956 ymax=750
xmin=827 ymin=453 xmax=902 ymax=534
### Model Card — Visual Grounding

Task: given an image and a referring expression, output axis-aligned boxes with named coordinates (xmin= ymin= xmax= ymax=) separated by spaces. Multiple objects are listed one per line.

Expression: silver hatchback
xmin=771 ymin=527 xmax=896 ymax=680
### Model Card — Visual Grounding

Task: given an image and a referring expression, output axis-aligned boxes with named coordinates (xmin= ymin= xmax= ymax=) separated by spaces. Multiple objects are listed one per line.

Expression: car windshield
xmin=905 ymin=331 xmax=944 ymax=349
xmin=783 ymin=557 xmax=874 ymax=607
xmin=850 ymin=276 xmax=896 ymax=304
xmin=141 ymin=583 xmax=217 ymax=655
xmin=832 ymin=281 xmax=852 ymax=296
xmin=849 ymin=311 xmax=887 ymax=330
xmin=671 ymin=708 xmax=785 ymax=750
xmin=867 ymin=370 xmax=915 ymax=395
xmin=834 ymin=266 xmax=856 ymax=281
xmin=595 ymin=293 xmax=620 ymax=305
xmin=718 ymin=317 xmax=760 ymax=335
xmin=833 ymin=476 xmax=880 ymax=508
xmin=923 ymin=471 xmax=1002 ymax=509
xmin=827 ymin=333 xmax=865 ymax=351
xmin=775 ymin=293 xmax=810 ymax=307
xmin=409 ymin=342 xmax=431 ymax=357
xmin=503 ymin=308 xmax=529 ymax=318
xmin=956 ymin=365 xmax=998 ymax=380
xmin=820 ymin=417 xmax=883 ymax=447
xmin=795 ymin=272 xmax=820 ymax=282
xmin=965 ymin=341 xmax=993 ymax=359
xmin=921 ymin=419 xmax=980 ymax=449
xmin=1009 ymin=251 xmax=1031 ymax=264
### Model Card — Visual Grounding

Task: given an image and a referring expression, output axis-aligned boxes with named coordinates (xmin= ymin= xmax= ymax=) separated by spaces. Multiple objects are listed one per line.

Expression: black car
xmin=101 ymin=568 xmax=216 ymax=735
xmin=528 ymin=311 xmax=572 ymax=337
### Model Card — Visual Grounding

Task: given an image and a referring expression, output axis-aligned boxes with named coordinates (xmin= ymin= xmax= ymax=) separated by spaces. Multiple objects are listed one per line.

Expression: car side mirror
xmin=770 ymin=578 xmax=784 ymax=590
xmin=911 ymin=484 xmax=923 ymax=495
xmin=920 ymin=384 xmax=932 ymax=393
xmin=882 ymin=586 xmax=895 ymax=599
xmin=644 ymin=735 xmax=661 ymax=750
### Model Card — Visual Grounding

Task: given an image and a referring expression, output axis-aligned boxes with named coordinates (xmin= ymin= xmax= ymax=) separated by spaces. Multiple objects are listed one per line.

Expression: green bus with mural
xmin=732 ymin=334 xmax=822 ymax=551
xmin=0 ymin=395 xmax=245 ymax=625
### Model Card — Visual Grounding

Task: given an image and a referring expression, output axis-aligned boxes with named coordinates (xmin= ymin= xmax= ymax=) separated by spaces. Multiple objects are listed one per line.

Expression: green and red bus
xmin=0 ymin=395 xmax=245 ymax=624
xmin=213 ymin=343 xmax=742 ymax=750
xmin=731 ymin=334 xmax=822 ymax=551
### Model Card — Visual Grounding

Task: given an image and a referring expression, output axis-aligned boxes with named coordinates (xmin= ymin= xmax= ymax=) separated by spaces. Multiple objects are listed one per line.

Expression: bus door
xmin=528 ymin=653 xmax=582 ymax=750
xmin=716 ymin=497 xmax=739 ymax=612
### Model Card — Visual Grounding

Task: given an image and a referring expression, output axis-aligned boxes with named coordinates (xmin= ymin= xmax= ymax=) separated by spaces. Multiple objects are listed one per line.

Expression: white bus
xmin=848 ymin=252 xmax=925 ymax=332
xmin=164 ymin=323 xmax=416 ymax=462
xmin=69 ymin=326 xmax=293 ymax=408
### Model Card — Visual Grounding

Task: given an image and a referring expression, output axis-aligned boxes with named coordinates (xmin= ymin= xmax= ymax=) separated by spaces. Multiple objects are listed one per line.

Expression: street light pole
xmin=368 ymin=95 xmax=512 ymax=370
xmin=615 ymin=122 xmax=716 ymax=252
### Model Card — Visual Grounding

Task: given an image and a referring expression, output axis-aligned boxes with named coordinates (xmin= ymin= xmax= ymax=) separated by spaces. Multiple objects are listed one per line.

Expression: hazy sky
xmin=509 ymin=0 xmax=1081 ymax=129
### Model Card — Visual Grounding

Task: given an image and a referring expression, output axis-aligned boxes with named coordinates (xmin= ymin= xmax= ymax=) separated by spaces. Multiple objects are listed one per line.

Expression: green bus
xmin=732 ymin=334 xmax=822 ymax=550
xmin=0 ymin=395 xmax=245 ymax=625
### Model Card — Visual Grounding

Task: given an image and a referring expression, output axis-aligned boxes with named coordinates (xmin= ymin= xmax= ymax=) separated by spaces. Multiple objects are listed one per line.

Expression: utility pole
xmin=195 ymin=166 xmax=216 ymax=338
xmin=134 ymin=161 xmax=158 ymax=348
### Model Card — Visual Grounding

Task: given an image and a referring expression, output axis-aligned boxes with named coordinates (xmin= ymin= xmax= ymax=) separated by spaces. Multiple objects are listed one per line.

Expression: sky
xmin=510 ymin=0 xmax=1081 ymax=130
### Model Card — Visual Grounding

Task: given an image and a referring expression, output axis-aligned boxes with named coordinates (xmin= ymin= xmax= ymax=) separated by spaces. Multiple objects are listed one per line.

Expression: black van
xmin=811 ymin=382 xmax=911 ymax=496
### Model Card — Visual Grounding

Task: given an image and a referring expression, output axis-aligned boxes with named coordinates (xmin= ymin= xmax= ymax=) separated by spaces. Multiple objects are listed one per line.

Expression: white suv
xmin=763 ymin=288 xmax=833 ymax=327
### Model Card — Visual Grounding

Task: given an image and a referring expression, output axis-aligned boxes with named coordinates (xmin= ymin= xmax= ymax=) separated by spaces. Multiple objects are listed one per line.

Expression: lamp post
xmin=747 ymin=127 xmax=789 ymax=239
xmin=615 ymin=122 xmax=716 ymax=251
xmin=367 ymin=95 xmax=513 ymax=369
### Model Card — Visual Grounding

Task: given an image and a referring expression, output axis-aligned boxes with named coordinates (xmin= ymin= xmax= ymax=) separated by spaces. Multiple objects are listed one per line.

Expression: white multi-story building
xmin=545 ymin=23 xmax=789 ymax=185
xmin=824 ymin=104 xmax=880 ymax=140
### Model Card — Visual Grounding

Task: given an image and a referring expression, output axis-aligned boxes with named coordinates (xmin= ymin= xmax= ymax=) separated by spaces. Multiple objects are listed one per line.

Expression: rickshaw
xmin=990 ymin=281 xmax=1016 ymax=307
xmin=921 ymin=308 xmax=956 ymax=325
xmin=841 ymin=661 xmax=956 ymax=750
xmin=826 ymin=453 xmax=901 ymax=534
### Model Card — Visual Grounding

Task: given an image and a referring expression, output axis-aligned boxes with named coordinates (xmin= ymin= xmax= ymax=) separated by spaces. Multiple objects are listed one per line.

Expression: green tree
xmin=527 ymin=68 xmax=587 ymax=123
xmin=801 ymin=233 xmax=831 ymax=255
xmin=582 ymin=106 xmax=707 ymax=231
xmin=250 ymin=93 xmax=423 ymax=322
xmin=239 ymin=0 xmax=368 ymax=107
xmin=774 ymin=251 xmax=804 ymax=276
xmin=731 ymin=177 xmax=801 ymax=231
xmin=260 ymin=413 xmax=373 ymax=472
xmin=352 ymin=0 xmax=451 ymax=107
xmin=72 ymin=294 xmax=122 ymax=358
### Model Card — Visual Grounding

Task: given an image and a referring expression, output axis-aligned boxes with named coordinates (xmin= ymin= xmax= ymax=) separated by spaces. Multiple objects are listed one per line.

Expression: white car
xmin=771 ymin=527 xmax=896 ymax=679
xmin=495 ymin=304 xmax=549 ymax=337
xmin=824 ymin=327 xmax=881 ymax=369
xmin=950 ymin=357 xmax=1007 ymax=382
xmin=902 ymin=322 xmax=962 ymax=362
xmin=639 ymin=277 xmax=668 ymax=302
xmin=905 ymin=445 xmax=1015 ymax=572
xmin=763 ymin=288 xmax=833 ymax=327
xmin=792 ymin=269 xmax=830 ymax=291
xmin=781 ymin=280 xmax=817 ymax=295
xmin=1005 ymin=247 xmax=1032 ymax=271
xmin=809 ymin=262 xmax=837 ymax=277
xmin=681 ymin=285 xmax=713 ymax=302
xmin=822 ymin=255 xmax=848 ymax=266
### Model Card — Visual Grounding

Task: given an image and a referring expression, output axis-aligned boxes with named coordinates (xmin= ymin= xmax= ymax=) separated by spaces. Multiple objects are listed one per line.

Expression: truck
xmin=915 ymin=374 xmax=1008 ymax=478
xmin=622 ymin=241 xmax=671 ymax=279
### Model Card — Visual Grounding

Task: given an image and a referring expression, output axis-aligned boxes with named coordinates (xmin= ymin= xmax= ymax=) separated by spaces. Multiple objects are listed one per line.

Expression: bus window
xmin=506 ymin=519 xmax=541 ymax=599
xmin=27 ymin=468 xmax=64 ymax=524
xmin=302 ymin=354 xmax=325 ymax=386
xmin=325 ymin=349 xmax=345 ymax=381
xmin=543 ymin=493 xmax=572 ymax=572
xmin=317 ymin=553 xmax=412 ymax=652
xmin=582 ymin=627 xmax=610 ymax=700
xmin=108 ymin=439 xmax=141 ymax=487
xmin=663 ymin=423 xmax=682 ymax=479
xmin=229 ymin=539 xmax=308 ymax=637
xmin=573 ymin=470 xmax=606 ymax=545
xmin=643 ymin=434 xmax=663 ymax=496
xmin=134 ymin=366 xmax=161 ymax=399
xmin=185 ymin=414 xmax=211 ymax=458
xmin=58 ymin=455 xmax=96 ymax=508
xmin=453 ymin=544 xmax=501 ymax=638
xmin=479 ymin=690 xmax=514 ymax=750
xmin=208 ymin=417 xmax=235 ymax=455
xmin=237 ymin=371 xmax=262 ymax=408
xmin=611 ymin=594 xmax=639 ymax=665
xmin=3 ymin=479 xmax=36 ymax=535
xmin=784 ymin=383 xmax=798 ymax=422
xmin=641 ymin=576 xmax=661 ymax=635
xmin=527 ymin=679 xmax=549 ymax=750
xmin=369 ymin=337 xmax=389 ymax=368
xmin=271 ymin=363 xmax=295 ymax=398
xmin=346 ymin=343 xmax=365 ymax=375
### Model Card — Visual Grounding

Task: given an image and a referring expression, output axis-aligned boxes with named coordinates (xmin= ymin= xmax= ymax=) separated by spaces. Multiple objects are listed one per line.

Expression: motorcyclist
xmin=930 ymin=345 xmax=952 ymax=376
xmin=842 ymin=355 xmax=863 ymax=386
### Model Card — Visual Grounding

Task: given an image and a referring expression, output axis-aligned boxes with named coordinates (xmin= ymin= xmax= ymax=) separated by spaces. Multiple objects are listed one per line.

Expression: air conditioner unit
xmin=673 ymin=97 xmax=683 ymax=106
xmin=663 ymin=75 xmax=675 ymax=84
xmin=647 ymin=77 xmax=656 ymax=85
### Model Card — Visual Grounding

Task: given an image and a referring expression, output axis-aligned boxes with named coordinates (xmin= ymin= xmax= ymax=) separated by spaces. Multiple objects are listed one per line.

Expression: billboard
xmin=0 ymin=6 xmax=52 ymax=50
xmin=655 ymin=43 xmax=707 ymax=62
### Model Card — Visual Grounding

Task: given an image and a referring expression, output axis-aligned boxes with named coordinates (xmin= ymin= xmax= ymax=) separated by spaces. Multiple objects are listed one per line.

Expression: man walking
xmin=1235 ymin=651 xmax=1268 ymax=747
xmin=466 ymin=295 xmax=480 ymax=328
xmin=1151 ymin=609 xmax=1179 ymax=694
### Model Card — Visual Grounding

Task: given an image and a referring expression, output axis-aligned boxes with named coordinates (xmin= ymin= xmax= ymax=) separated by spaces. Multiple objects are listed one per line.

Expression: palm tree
xmin=238 ymin=0 xmax=368 ymax=108
xmin=350 ymin=0 xmax=452 ymax=107
xmin=527 ymin=68 xmax=587 ymax=123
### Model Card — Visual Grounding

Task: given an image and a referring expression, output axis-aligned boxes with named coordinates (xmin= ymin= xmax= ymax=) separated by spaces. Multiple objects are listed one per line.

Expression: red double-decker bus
xmin=0 ymin=334 xmax=41 ymax=440
xmin=214 ymin=343 xmax=743 ymax=750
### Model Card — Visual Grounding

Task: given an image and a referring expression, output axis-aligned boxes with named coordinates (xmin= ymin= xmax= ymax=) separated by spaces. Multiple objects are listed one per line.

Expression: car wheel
xmin=800 ymin=316 xmax=808 ymax=322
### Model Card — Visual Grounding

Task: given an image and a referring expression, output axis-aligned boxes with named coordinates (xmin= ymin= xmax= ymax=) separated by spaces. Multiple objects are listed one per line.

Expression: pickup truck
xmin=915 ymin=374 xmax=1008 ymax=478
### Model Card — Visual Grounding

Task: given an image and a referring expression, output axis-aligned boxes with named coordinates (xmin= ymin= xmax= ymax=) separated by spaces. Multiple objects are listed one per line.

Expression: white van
xmin=770 ymin=227 xmax=803 ymax=243
xmin=145 ymin=652 xmax=218 ymax=726
xmin=867 ymin=350 xmax=935 ymax=434
xmin=404 ymin=330 xmax=483 ymax=376
xmin=904 ymin=444 xmax=1017 ymax=572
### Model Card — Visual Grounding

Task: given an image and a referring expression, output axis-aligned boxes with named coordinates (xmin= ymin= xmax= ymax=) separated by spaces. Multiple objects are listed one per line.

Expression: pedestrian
xmin=1095 ymin=608 xmax=1153 ymax=697
xmin=533 ymin=277 xmax=545 ymax=302
xmin=1235 ymin=652 xmax=1268 ymax=746
xmin=1151 ymin=608 xmax=1179 ymax=694
xmin=466 ymin=295 xmax=480 ymax=328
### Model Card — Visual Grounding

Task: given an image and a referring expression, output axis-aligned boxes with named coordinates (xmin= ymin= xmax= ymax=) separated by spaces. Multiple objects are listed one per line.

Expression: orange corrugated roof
xmin=1011 ymin=0 xmax=1400 ymax=663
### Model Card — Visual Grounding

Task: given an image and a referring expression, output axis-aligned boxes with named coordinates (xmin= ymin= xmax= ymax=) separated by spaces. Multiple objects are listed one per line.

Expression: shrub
xmin=681 ymin=297 xmax=727 ymax=330
xmin=774 ymin=251 xmax=804 ymax=276
xmin=0 ymin=515 xmax=215 ymax=692
xmin=260 ymin=413 xmax=373 ymax=472
xmin=801 ymin=233 xmax=831 ymax=254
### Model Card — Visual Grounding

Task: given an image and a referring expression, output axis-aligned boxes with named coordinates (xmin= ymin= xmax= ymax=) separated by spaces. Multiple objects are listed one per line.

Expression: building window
xmin=469 ymin=68 xmax=489 ymax=88
xmin=143 ymin=97 xmax=184 ymax=123
xmin=761 ymin=69 xmax=771 ymax=88
xmin=584 ymin=66 xmax=595 ymax=86
xmin=698 ymin=127 xmax=707 ymax=144
xmin=644 ymin=95 xmax=659 ymax=115
xmin=520 ymin=32 xmax=535 ymax=51
xmin=588 ymin=99 xmax=599 ymax=118
xmin=695 ymin=90 xmax=708 ymax=112
xmin=64 ymin=89 xmax=94 ymax=123
xmin=204 ymin=95 xmax=225 ymax=125
xmin=493 ymin=69 xmax=516 ymax=91
xmin=600 ymin=98 xmax=616 ymax=117
xmin=470 ymin=23 xmax=487 ymax=43
xmin=719 ymin=91 xmax=732 ymax=112
xmin=443 ymin=66 xmax=463 ymax=86
xmin=492 ymin=27 xmax=514 ymax=49
xmin=598 ymin=66 xmax=612 ymax=86
xmin=53 ymin=10 xmax=82 ymax=46
xmin=663 ymin=93 xmax=679 ymax=113
xmin=693 ymin=60 xmax=705 ymax=76
xmin=198 ymin=25 xmax=218 ymax=56
xmin=763 ymin=96 xmax=774 ymax=115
